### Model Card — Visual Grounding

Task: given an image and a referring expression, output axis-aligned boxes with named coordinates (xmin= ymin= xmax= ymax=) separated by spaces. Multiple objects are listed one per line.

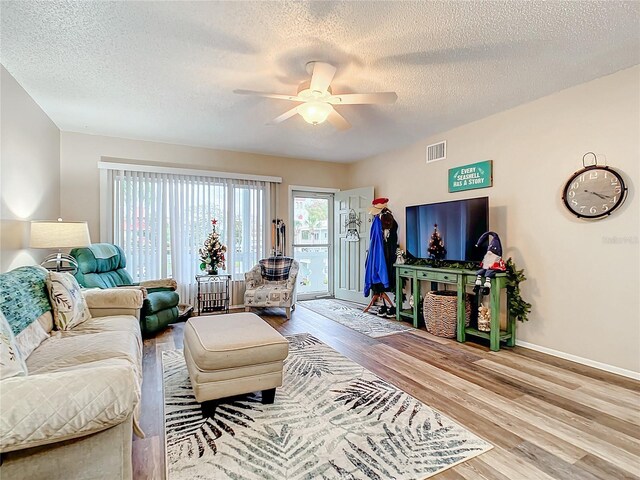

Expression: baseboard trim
xmin=515 ymin=340 xmax=640 ymax=381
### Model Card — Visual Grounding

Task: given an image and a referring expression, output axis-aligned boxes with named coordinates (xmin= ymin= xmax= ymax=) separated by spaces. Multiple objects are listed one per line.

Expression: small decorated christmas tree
xmin=427 ymin=224 xmax=447 ymax=260
xmin=199 ymin=219 xmax=227 ymax=274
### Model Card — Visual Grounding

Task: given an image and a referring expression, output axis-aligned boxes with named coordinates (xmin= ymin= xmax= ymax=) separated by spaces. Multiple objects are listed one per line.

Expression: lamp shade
xmin=30 ymin=220 xmax=91 ymax=249
xmin=298 ymin=102 xmax=333 ymax=125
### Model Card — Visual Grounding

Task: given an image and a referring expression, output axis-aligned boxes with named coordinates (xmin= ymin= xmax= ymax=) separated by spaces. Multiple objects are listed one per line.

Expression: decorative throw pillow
xmin=46 ymin=271 xmax=92 ymax=330
xmin=259 ymin=257 xmax=294 ymax=281
xmin=0 ymin=311 xmax=28 ymax=380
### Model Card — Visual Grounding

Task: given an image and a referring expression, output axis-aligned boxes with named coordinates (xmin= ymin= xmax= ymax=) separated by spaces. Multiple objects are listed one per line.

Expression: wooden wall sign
xmin=448 ymin=160 xmax=493 ymax=193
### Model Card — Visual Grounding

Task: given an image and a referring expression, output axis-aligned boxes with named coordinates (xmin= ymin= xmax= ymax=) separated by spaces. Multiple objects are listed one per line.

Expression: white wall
xmin=347 ymin=66 xmax=640 ymax=375
xmin=59 ymin=132 xmax=350 ymax=242
xmin=0 ymin=65 xmax=60 ymax=272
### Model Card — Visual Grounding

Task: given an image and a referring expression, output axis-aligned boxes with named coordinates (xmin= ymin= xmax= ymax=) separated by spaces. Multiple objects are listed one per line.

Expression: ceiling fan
xmin=234 ymin=61 xmax=398 ymax=131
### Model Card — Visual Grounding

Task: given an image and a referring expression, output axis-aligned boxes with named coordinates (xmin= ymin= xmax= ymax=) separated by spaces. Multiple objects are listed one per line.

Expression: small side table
xmin=195 ymin=274 xmax=232 ymax=315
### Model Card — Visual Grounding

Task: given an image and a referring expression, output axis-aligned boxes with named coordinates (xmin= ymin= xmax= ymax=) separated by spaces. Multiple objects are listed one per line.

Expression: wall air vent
xmin=426 ymin=141 xmax=446 ymax=163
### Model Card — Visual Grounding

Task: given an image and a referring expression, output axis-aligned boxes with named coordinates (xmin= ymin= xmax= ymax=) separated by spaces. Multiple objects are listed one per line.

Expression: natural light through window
xmin=107 ymin=168 xmax=271 ymax=305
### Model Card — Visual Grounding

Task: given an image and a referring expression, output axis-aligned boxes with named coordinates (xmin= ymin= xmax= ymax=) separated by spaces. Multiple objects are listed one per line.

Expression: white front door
xmin=292 ymin=191 xmax=334 ymax=299
xmin=334 ymin=187 xmax=374 ymax=304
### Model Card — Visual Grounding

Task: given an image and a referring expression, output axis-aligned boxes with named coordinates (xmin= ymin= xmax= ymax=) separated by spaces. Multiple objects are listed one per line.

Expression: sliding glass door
xmin=292 ymin=191 xmax=333 ymax=299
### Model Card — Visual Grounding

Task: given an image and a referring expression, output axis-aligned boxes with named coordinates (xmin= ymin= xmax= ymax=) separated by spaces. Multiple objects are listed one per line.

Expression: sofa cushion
xmin=46 ymin=272 xmax=92 ymax=330
xmin=25 ymin=327 xmax=141 ymax=380
xmin=0 ymin=265 xmax=51 ymax=336
xmin=259 ymin=256 xmax=294 ymax=281
xmin=145 ymin=290 xmax=179 ymax=314
xmin=72 ymin=314 xmax=141 ymax=336
xmin=0 ymin=311 xmax=28 ymax=380
xmin=82 ymin=288 xmax=145 ymax=310
xmin=0 ymin=361 xmax=139 ymax=452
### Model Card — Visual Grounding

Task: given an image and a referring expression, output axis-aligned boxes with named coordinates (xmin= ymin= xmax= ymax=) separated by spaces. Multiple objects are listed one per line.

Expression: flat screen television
xmin=406 ymin=197 xmax=488 ymax=262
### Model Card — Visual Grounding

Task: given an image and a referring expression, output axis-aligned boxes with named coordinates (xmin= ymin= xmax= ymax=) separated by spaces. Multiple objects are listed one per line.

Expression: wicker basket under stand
xmin=423 ymin=291 xmax=472 ymax=338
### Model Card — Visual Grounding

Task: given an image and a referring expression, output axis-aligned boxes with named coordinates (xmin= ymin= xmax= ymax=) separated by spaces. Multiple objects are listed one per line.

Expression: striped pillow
xmin=259 ymin=257 xmax=294 ymax=282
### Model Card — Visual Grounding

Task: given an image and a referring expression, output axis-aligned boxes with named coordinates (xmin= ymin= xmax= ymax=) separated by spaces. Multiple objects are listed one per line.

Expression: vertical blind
xmin=107 ymin=169 xmax=271 ymax=305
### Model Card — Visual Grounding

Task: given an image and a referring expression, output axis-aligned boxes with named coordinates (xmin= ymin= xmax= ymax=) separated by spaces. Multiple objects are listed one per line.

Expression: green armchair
xmin=70 ymin=243 xmax=179 ymax=336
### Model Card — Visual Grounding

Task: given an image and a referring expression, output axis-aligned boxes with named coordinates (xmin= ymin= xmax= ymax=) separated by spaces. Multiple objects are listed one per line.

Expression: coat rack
xmin=363 ymin=199 xmax=397 ymax=314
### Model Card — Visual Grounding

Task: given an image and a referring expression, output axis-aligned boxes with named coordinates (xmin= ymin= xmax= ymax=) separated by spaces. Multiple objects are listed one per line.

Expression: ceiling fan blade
xmin=267 ymin=106 xmax=300 ymax=125
xmin=234 ymin=89 xmax=302 ymax=101
xmin=309 ymin=62 xmax=337 ymax=94
xmin=326 ymin=109 xmax=351 ymax=131
xmin=328 ymin=92 xmax=398 ymax=105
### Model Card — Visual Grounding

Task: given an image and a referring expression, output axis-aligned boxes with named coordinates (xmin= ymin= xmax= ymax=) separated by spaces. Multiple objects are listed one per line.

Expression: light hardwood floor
xmin=132 ymin=305 xmax=640 ymax=480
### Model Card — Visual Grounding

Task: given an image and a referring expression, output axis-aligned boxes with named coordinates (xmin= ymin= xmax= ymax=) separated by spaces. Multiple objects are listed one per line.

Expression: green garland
xmin=403 ymin=256 xmax=532 ymax=322
xmin=404 ymin=257 xmax=477 ymax=270
xmin=504 ymin=258 xmax=532 ymax=322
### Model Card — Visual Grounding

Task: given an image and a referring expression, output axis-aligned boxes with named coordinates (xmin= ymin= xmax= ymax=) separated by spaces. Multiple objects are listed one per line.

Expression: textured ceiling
xmin=1 ymin=1 xmax=639 ymax=163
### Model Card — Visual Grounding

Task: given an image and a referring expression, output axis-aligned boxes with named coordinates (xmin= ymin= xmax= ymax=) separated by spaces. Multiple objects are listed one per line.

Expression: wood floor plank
xmin=489 ymin=349 xmax=640 ymax=404
xmin=453 ymin=462 xmax=493 ymax=480
xmin=576 ymin=383 xmax=640 ymax=411
xmin=519 ymin=394 xmax=640 ymax=455
xmin=132 ymin=305 xmax=640 ymax=480
xmin=479 ymin=446 xmax=559 ymax=480
xmin=470 ymin=388 xmax=640 ymax=476
xmin=432 ymin=469 xmax=468 ymax=480
xmin=485 ymin=350 xmax=583 ymax=390
xmin=472 ymin=360 xmax=640 ymax=438
xmin=379 ymin=334 xmax=527 ymax=400
xmin=132 ymin=436 xmax=163 ymax=480
xmin=476 ymin=358 xmax=640 ymax=425
xmin=512 ymin=441 xmax=602 ymax=480
xmin=511 ymin=346 xmax=640 ymax=392
xmin=461 ymin=459 xmax=512 ymax=480
xmin=574 ymin=453 xmax=640 ymax=480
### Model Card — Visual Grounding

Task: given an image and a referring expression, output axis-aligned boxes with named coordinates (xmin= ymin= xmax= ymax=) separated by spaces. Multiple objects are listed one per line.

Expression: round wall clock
xmin=562 ymin=154 xmax=627 ymax=219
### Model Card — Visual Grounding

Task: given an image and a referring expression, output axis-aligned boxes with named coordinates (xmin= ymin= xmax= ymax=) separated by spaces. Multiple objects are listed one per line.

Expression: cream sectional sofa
xmin=0 ymin=266 xmax=144 ymax=480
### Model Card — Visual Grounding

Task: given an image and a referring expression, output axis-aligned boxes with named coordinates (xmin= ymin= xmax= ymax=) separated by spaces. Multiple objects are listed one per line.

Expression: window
xmin=104 ymin=167 xmax=273 ymax=305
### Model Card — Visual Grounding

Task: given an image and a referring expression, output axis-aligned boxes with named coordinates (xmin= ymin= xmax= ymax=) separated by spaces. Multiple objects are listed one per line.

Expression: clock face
xmin=562 ymin=166 xmax=627 ymax=219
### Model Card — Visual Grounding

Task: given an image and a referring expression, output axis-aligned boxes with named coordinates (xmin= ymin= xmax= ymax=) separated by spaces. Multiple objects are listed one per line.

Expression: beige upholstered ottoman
xmin=183 ymin=313 xmax=289 ymax=405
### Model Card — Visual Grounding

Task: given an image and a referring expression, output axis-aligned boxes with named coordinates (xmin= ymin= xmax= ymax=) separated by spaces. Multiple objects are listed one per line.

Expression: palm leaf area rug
xmin=163 ymin=333 xmax=491 ymax=479
xmin=300 ymin=298 xmax=413 ymax=338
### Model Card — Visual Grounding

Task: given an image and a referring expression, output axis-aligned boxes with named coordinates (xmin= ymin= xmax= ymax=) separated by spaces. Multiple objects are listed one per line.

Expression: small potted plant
xmin=199 ymin=219 xmax=227 ymax=275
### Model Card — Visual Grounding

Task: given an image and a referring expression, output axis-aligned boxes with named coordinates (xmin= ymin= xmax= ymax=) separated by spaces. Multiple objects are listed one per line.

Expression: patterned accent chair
xmin=244 ymin=257 xmax=299 ymax=319
xmin=70 ymin=243 xmax=180 ymax=336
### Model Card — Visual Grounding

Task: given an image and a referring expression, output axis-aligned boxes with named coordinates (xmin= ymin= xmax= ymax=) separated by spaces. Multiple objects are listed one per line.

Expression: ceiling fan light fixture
xmin=298 ymin=101 xmax=332 ymax=125
xmin=234 ymin=61 xmax=396 ymax=130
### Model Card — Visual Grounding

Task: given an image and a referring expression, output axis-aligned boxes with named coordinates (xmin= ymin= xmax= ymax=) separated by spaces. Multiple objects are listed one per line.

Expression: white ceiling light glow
xmin=235 ymin=61 xmax=398 ymax=131
xmin=298 ymin=102 xmax=333 ymax=125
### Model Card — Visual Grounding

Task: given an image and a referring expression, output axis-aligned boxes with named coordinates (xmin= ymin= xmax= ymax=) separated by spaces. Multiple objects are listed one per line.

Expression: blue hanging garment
xmin=364 ymin=215 xmax=389 ymax=296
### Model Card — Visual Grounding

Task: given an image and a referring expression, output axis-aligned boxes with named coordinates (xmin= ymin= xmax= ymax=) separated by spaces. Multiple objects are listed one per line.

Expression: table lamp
xmin=30 ymin=218 xmax=91 ymax=273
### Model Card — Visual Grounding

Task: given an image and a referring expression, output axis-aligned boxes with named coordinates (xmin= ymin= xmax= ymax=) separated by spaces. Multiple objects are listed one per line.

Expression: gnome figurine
xmin=473 ymin=231 xmax=506 ymax=295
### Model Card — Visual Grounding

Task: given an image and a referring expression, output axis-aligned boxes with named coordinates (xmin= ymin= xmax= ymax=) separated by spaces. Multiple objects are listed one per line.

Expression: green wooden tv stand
xmin=394 ymin=263 xmax=515 ymax=351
